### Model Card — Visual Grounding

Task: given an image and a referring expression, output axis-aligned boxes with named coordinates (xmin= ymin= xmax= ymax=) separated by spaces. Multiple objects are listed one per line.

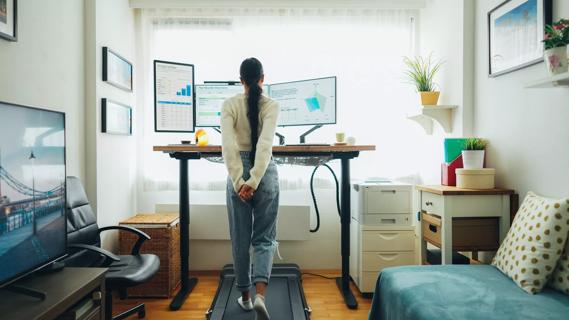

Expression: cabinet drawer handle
xmin=378 ymin=253 xmax=399 ymax=261
xmin=380 ymin=190 xmax=396 ymax=193
xmin=425 ymin=201 xmax=433 ymax=206
xmin=377 ymin=233 xmax=398 ymax=240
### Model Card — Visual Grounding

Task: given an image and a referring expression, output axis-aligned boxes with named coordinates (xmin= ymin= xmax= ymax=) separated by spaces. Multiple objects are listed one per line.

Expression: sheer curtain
xmin=137 ymin=7 xmax=432 ymax=192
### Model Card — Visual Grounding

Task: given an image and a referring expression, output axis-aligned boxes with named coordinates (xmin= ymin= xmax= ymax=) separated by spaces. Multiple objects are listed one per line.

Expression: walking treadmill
xmin=206 ymin=264 xmax=311 ymax=320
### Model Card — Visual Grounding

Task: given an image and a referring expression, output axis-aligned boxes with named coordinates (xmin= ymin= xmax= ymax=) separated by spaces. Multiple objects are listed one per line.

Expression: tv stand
xmin=0 ymin=268 xmax=107 ymax=320
xmin=4 ymin=284 xmax=47 ymax=300
xmin=299 ymin=124 xmax=323 ymax=144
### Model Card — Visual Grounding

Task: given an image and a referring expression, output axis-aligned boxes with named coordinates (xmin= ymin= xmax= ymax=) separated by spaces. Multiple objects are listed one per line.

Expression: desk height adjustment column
xmin=170 ymin=155 xmax=198 ymax=311
xmin=336 ymin=155 xmax=358 ymax=309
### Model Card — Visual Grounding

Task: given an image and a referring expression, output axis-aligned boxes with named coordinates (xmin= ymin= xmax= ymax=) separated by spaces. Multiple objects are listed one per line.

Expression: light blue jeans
xmin=227 ymin=152 xmax=279 ymax=293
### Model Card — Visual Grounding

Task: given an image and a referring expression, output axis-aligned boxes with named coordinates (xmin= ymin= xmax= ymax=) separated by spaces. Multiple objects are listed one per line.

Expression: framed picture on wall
xmin=101 ymin=98 xmax=132 ymax=135
xmin=102 ymin=47 xmax=133 ymax=91
xmin=488 ymin=0 xmax=552 ymax=77
xmin=0 ymin=0 xmax=17 ymax=41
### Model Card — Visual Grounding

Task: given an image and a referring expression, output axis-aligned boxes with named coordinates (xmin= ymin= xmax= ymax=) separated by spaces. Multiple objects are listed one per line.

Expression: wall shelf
xmin=407 ymin=105 xmax=457 ymax=135
xmin=526 ymin=71 xmax=569 ymax=88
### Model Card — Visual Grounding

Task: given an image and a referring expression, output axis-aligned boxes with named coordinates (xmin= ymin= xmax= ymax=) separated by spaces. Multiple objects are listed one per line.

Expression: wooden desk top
xmin=153 ymin=144 xmax=376 ymax=153
xmin=417 ymin=185 xmax=515 ymax=195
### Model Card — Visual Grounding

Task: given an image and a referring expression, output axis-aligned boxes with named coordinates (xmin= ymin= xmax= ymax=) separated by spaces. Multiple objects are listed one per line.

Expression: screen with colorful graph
xmin=270 ymin=76 xmax=336 ymax=127
xmin=0 ymin=101 xmax=66 ymax=287
xmin=154 ymin=60 xmax=196 ymax=132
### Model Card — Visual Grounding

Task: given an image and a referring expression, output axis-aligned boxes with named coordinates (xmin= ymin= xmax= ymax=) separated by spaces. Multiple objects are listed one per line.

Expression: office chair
xmin=63 ymin=176 xmax=160 ymax=320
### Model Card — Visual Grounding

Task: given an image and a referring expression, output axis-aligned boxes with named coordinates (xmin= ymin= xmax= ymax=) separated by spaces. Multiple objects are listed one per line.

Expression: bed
xmin=368 ymin=265 xmax=569 ymax=320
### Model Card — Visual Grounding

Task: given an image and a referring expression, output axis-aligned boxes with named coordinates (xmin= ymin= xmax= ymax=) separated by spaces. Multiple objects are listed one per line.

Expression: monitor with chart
xmin=270 ymin=76 xmax=336 ymax=127
xmin=195 ymin=83 xmax=270 ymax=127
xmin=154 ymin=60 xmax=196 ymax=132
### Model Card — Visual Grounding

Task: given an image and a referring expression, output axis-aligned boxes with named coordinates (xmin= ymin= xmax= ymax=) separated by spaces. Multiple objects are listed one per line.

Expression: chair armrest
xmin=68 ymin=244 xmax=120 ymax=267
xmin=99 ymin=225 xmax=151 ymax=255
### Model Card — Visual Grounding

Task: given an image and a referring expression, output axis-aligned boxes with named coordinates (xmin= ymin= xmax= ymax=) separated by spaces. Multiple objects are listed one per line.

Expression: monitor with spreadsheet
xmin=195 ymin=83 xmax=270 ymax=127
xmin=271 ymin=76 xmax=336 ymax=127
xmin=154 ymin=60 xmax=196 ymax=132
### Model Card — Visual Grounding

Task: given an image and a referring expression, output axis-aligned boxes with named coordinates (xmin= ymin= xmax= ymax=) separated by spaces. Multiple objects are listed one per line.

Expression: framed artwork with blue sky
xmin=488 ymin=0 xmax=552 ymax=77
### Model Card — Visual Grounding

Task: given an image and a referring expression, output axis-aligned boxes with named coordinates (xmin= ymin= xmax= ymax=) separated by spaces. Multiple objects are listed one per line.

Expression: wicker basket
xmin=119 ymin=213 xmax=180 ymax=298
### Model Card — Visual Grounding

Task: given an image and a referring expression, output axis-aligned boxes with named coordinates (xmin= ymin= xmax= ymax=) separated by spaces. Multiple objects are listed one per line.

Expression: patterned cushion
xmin=492 ymin=192 xmax=569 ymax=294
xmin=549 ymin=207 xmax=569 ymax=295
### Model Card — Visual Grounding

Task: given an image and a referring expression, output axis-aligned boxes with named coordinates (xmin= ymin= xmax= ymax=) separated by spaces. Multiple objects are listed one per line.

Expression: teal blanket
xmin=369 ymin=265 xmax=569 ymax=320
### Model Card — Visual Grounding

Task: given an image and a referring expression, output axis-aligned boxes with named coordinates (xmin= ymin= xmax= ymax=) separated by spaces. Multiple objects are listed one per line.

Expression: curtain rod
xmin=130 ymin=0 xmax=426 ymax=10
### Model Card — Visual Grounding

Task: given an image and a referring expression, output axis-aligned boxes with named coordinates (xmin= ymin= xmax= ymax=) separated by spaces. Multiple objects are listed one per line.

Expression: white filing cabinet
xmin=350 ymin=182 xmax=415 ymax=294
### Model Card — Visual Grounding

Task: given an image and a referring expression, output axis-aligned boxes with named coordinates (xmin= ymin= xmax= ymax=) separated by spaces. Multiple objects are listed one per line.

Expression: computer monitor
xmin=270 ymin=76 xmax=336 ymax=127
xmin=0 ymin=101 xmax=66 ymax=288
xmin=154 ymin=60 xmax=196 ymax=133
xmin=195 ymin=83 xmax=270 ymax=128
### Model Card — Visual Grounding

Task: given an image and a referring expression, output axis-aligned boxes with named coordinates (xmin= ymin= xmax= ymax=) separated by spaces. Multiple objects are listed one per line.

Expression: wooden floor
xmin=114 ymin=270 xmax=372 ymax=320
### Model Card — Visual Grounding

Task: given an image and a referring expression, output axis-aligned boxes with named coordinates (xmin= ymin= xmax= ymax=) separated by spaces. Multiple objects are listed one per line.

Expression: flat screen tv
xmin=0 ymin=101 xmax=66 ymax=288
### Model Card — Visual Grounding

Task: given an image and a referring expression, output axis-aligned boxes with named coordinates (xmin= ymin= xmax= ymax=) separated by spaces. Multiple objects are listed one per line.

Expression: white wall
xmin=417 ymin=0 xmax=475 ymax=184
xmin=85 ymin=0 xmax=138 ymax=250
xmin=0 ymin=0 xmax=85 ymax=179
xmin=474 ymin=0 xmax=569 ymax=199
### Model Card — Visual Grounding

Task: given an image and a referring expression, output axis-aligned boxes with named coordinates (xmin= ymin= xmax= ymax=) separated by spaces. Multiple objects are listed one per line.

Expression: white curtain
xmin=137 ymin=7 xmax=432 ymax=192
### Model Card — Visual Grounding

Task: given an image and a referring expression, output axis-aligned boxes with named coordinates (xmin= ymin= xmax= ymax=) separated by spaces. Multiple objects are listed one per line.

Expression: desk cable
xmin=309 ymin=163 xmax=341 ymax=233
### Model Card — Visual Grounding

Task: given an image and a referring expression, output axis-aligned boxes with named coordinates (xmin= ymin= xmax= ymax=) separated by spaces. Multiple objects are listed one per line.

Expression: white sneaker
xmin=254 ymin=294 xmax=270 ymax=320
xmin=238 ymin=296 xmax=253 ymax=311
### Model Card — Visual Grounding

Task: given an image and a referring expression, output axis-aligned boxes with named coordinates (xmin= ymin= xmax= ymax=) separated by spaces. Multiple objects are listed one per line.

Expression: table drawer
xmin=362 ymin=230 xmax=414 ymax=252
xmin=422 ymin=212 xmax=442 ymax=247
xmin=362 ymin=252 xmax=415 ymax=271
xmin=421 ymin=192 xmax=443 ymax=214
xmin=421 ymin=212 xmax=500 ymax=251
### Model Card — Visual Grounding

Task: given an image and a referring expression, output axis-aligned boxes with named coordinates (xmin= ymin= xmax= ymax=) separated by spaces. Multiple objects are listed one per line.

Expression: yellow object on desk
xmin=195 ymin=128 xmax=209 ymax=146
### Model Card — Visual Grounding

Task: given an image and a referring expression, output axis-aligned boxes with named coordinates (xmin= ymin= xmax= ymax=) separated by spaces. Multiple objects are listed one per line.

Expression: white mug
xmin=346 ymin=137 xmax=356 ymax=145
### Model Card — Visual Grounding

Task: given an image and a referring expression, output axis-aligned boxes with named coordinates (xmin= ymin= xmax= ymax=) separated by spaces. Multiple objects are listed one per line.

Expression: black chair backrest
xmin=64 ymin=176 xmax=105 ymax=267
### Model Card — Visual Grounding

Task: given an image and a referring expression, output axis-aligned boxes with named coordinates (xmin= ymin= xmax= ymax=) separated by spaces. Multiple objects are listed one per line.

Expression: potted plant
xmin=543 ymin=18 xmax=569 ymax=76
xmin=403 ymin=54 xmax=444 ymax=106
xmin=462 ymin=138 xmax=488 ymax=169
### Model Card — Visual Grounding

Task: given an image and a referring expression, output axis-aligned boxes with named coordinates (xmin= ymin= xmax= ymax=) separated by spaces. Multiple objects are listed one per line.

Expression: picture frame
xmin=102 ymin=47 xmax=133 ymax=91
xmin=101 ymin=98 xmax=132 ymax=135
xmin=0 ymin=0 xmax=17 ymax=41
xmin=488 ymin=0 xmax=552 ymax=77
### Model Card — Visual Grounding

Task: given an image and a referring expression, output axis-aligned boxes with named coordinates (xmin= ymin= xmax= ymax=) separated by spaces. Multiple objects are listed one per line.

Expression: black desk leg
xmin=170 ymin=158 xmax=198 ymax=311
xmin=335 ymin=157 xmax=358 ymax=309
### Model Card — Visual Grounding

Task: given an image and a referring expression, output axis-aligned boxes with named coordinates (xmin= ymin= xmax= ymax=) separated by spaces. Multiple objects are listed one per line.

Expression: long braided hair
xmin=240 ymin=58 xmax=264 ymax=165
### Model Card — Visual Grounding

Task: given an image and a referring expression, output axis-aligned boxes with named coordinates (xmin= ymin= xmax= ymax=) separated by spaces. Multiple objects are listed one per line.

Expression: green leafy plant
xmin=464 ymin=138 xmax=488 ymax=151
xmin=543 ymin=18 xmax=569 ymax=50
xmin=403 ymin=54 xmax=444 ymax=92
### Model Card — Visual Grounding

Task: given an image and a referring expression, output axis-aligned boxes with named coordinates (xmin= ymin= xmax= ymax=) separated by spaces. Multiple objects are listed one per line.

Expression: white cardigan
xmin=221 ymin=93 xmax=279 ymax=192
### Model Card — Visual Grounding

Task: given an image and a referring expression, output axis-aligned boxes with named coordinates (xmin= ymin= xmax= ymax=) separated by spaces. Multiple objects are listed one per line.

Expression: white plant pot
xmin=462 ymin=150 xmax=485 ymax=169
xmin=544 ymin=47 xmax=569 ymax=76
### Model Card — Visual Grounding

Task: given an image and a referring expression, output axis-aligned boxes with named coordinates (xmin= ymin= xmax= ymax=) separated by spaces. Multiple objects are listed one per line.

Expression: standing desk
xmin=153 ymin=144 xmax=376 ymax=310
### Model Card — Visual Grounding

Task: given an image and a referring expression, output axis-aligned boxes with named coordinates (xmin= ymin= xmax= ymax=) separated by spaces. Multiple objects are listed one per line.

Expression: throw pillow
xmin=492 ymin=192 xmax=569 ymax=294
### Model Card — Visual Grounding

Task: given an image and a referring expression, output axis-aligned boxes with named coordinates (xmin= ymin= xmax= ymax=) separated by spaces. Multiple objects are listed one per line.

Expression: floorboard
xmin=114 ymin=270 xmax=373 ymax=320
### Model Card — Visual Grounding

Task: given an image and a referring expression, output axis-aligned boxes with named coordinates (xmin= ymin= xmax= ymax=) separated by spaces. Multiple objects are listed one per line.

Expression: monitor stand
xmin=213 ymin=127 xmax=221 ymax=134
xmin=299 ymin=124 xmax=323 ymax=144
xmin=275 ymin=132 xmax=285 ymax=145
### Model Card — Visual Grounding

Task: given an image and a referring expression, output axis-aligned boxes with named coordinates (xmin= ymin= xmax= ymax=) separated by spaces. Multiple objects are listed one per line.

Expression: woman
xmin=221 ymin=57 xmax=280 ymax=320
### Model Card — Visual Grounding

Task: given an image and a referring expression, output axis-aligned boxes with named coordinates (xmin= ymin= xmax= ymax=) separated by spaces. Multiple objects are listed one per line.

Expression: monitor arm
xmin=275 ymin=132 xmax=286 ymax=145
xmin=299 ymin=125 xmax=323 ymax=144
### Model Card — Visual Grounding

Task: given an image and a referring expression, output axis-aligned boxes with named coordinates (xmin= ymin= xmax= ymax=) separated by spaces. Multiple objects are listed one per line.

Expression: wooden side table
xmin=417 ymin=185 xmax=515 ymax=264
